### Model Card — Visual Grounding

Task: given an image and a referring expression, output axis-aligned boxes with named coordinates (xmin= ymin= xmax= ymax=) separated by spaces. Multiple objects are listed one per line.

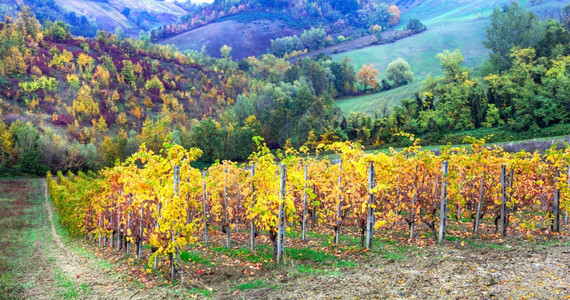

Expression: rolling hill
xmin=158 ymin=14 xmax=302 ymax=59
xmin=333 ymin=0 xmax=568 ymax=116
xmin=1 ymin=0 xmax=192 ymax=37
xmin=51 ymin=0 xmax=188 ymax=36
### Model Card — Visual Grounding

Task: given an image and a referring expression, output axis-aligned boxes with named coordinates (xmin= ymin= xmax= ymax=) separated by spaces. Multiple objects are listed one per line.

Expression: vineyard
xmin=46 ymin=137 xmax=570 ymax=281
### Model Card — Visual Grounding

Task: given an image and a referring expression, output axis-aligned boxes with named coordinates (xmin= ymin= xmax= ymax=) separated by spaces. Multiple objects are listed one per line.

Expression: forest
xmin=0 ymin=3 xmax=569 ymax=176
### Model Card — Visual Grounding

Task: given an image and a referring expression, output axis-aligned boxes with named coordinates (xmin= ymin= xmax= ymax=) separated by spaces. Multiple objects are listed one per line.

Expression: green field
xmin=335 ymin=82 xmax=420 ymax=116
xmin=333 ymin=0 xmax=566 ymax=116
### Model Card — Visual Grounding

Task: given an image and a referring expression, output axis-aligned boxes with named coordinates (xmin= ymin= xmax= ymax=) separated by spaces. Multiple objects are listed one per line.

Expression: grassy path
xmin=0 ymin=179 xmax=179 ymax=299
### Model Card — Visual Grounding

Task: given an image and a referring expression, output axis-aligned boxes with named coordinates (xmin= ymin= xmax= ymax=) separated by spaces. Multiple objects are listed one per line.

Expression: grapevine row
xmin=47 ymin=137 xmax=570 ymax=279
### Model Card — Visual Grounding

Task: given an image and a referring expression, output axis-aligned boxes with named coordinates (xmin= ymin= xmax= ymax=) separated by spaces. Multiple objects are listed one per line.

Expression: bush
xmin=405 ymin=18 xmax=426 ymax=33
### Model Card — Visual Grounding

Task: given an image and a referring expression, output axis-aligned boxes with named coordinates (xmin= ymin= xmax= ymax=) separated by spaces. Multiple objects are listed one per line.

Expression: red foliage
xmin=52 ymin=114 xmax=74 ymax=126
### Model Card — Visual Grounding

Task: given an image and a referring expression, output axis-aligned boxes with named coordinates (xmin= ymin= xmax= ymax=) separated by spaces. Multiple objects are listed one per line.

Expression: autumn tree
xmin=14 ymin=6 xmax=42 ymax=42
xmin=357 ymin=64 xmax=379 ymax=92
xmin=388 ymin=5 xmax=401 ymax=26
xmin=71 ymin=84 xmax=100 ymax=121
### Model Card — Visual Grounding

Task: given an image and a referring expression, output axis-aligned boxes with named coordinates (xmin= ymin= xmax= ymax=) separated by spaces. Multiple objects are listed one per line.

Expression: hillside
xmin=52 ymin=0 xmax=188 ymax=36
xmin=333 ymin=0 xmax=568 ymax=115
xmin=0 ymin=0 xmax=192 ymax=38
xmin=158 ymin=15 xmax=302 ymax=59
xmin=152 ymin=0 xmax=403 ymax=58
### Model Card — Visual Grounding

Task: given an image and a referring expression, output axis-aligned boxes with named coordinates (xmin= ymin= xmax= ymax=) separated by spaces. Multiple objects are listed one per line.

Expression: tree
xmin=15 ymin=6 xmax=43 ymax=42
xmin=122 ymin=60 xmax=136 ymax=85
xmin=363 ymin=4 xmax=391 ymax=28
xmin=388 ymin=5 xmax=401 ymax=26
xmin=356 ymin=64 xmax=379 ymax=92
xmin=436 ymin=49 xmax=465 ymax=80
xmin=271 ymin=36 xmax=303 ymax=57
xmin=189 ymin=118 xmax=223 ymax=164
xmin=300 ymin=28 xmax=327 ymax=51
xmin=385 ymin=58 xmax=414 ymax=87
xmin=483 ymin=3 xmax=544 ymax=71
xmin=330 ymin=57 xmax=357 ymax=95
xmin=330 ymin=0 xmax=358 ymax=14
xmin=220 ymin=45 xmax=232 ymax=59
xmin=405 ymin=19 xmax=426 ymax=33
xmin=45 ymin=20 xmax=71 ymax=41
xmin=71 ymin=85 xmax=100 ymax=120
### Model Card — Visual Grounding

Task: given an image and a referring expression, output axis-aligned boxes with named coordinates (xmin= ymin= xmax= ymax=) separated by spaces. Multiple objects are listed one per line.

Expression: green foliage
xmin=44 ymin=20 xmax=71 ymax=41
xmin=385 ymin=58 xmax=414 ymax=88
xmin=220 ymin=44 xmax=232 ymax=59
xmin=300 ymin=27 xmax=327 ymax=51
xmin=362 ymin=3 xmax=391 ymax=28
xmin=121 ymin=60 xmax=136 ymax=85
xmin=405 ymin=18 xmax=426 ymax=33
xmin=483 ymin=3 xmax=544 ymax=71
xmin=19 ymin=76 xmax=58 ymax=93
xmin=271 ymin=36 xmax=303 ymax=57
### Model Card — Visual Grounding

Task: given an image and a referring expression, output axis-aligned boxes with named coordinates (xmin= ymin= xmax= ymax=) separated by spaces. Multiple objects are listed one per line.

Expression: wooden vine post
xmin=302 ymin=164 xmax=308 ymax=241
xmin=277 ymin=163 xmax=286 ymax=264
xmin=201 ymin=171 xmax=209 ymax=245
xmin=224 ymin=168 xmax=230 ymax=249
xmin=553 ymin=168 xmax=560 ymax=232
xmin=566 ymin=166 xmax=569 ymax=225
xmin=126 ymin=195 xmax=132 ymax=255
xmin=335 ymin=160 xmax=343 ymax=244
xmin=171 ymin=165 xmax=181 ymax=280
xmin=98 ymin=218 xmax=102 ymax=247
xmin=438 ymin=161 xmax=448 ymax=244
xmin=250 ymin=164 xmax=256 ymax=252
xmin=500 ymin=165 xmax=508 ymax=237
xmin=366 ymin=162 xmax=375 ymax=249
xmin=138 ymin=204 xmax=143 ymax=259
xmin=474 ymin=171 xmax=486 ymax=233
xmin=409 ymin=165 xmax=418 ymax=239
xmin=116 ymin=189 xmax=122 ymax=252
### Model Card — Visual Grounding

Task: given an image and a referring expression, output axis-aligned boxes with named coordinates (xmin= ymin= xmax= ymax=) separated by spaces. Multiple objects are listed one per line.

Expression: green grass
xmin=212 ymin=245 xmax=272 ymax=263
xmin=180 ymin=250 xmax=214 ymax=266
xmin=54 ymin=270 xmax=79 ymax=299
xmin=333 ymin=18 xmax=490 ymax=84
xmin=231 ymin=279 xmax=277 ymax=291
xmin=190 ymin=287 xmax=213 ymax=296
xmin=335 ymin=83 xmax=420 ymax=116
xmin=288 ymin=247 xmax=337 ymax=264
xmin=0 ymin=179 xmax=46 ymax=299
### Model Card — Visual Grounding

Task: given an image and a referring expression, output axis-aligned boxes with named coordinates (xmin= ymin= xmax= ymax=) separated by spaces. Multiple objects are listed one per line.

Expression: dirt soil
xmin=230 ymin=245 xmax=570 ymax=299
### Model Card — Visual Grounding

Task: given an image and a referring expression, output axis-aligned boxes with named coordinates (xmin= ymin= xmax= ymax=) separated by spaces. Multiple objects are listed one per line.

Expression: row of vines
xmin=47 ymin=137 xmax=570 ymax=279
